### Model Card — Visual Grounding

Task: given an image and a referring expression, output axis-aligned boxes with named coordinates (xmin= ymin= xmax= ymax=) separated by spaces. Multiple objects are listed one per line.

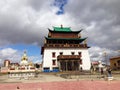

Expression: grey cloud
xmin=0 ymin=0 xmax=48 ymax=46
xmin=0 ymin=0 xmax=120 ymax=60
xmin=65 ymin=0 xmax=120 ymax=50
xmin=89 ymin=46 xmax=119 ymax=62
xmin=26 ymin=0 xmax=52 ymax=11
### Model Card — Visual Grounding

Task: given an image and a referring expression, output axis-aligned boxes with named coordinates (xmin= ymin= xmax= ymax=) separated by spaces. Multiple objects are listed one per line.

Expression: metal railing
xmin=44 ymin=44 xmax=87 ymax=48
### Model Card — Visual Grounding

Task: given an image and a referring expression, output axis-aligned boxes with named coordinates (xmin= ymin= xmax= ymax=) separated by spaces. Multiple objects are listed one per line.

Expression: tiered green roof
xmin=53 ymin=26 xmax=72 ymax=32
xmin=47 ymin=26 xmax=86 ymax=43
xmin=48 ymin=25 xmax=82 ymax=33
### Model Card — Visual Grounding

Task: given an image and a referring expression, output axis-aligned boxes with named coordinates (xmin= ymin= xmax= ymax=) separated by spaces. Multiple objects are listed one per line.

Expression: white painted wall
xmin=42 ymin=48 xmax=91 ymax=70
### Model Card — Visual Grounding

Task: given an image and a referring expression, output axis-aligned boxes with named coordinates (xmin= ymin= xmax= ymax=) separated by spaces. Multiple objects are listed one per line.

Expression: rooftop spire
xmin=24 ymin=50 xmax=26 ymax=54
xmin=61 ymin=24 xmax=63 ymax=28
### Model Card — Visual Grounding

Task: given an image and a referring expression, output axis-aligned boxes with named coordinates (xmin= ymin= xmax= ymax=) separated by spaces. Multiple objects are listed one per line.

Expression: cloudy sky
xmin=0 ymin=0 xmax=120 ymax=66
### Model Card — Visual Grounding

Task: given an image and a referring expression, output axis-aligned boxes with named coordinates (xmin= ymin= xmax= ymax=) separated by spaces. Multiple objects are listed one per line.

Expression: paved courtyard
xmin=0 ymin=80 xmax=120 ymax=90
xmin=0 ymin=72 xmax=120 ymax=90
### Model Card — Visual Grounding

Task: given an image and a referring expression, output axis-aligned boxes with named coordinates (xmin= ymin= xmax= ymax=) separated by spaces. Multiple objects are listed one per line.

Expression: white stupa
xmin=20 ymin=51 xmax=28 ymax=66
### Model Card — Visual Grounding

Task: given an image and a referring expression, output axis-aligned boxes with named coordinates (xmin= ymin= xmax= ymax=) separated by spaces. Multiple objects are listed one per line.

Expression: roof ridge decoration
xmin=53 ymin=25 xmax=71 ymax=32
xmin=48 ymin=28 xmax=82 ymax=33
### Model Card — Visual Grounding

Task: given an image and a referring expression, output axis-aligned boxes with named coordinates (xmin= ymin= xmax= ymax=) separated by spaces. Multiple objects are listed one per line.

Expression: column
xmin=59 ymin=60 xmax=61 ymax=71
xmin=72 ymin=60 xmax=74 ymax=71
xmin=78 ymin=61 xmax=80 ymax=71
xmin=65 ymin=60 xmax=68 ymax=71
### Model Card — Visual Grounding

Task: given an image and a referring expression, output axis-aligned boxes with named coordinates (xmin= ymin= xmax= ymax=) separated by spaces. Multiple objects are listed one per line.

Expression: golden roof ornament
xmin=61 ymin=24 xmax=63 ymax=28
xmin=21 ymin=50 xmax=28 ymax=61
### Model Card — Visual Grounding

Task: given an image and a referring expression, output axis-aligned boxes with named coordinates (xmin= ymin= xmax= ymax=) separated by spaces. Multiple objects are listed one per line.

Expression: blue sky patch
xmin=53 ymin=0 xmax=68 ymax=15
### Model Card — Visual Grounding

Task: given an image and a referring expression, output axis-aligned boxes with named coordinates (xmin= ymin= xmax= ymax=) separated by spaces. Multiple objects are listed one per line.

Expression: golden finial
xmin=24 ymin=50 xmax=27 ymax=54
xmin=61 ymin=24 xmax=63 ymax=28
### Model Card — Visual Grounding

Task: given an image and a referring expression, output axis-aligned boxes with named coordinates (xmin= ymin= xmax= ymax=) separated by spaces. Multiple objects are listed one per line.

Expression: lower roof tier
xmin=45 ymin=37 xmax=86 ymax=43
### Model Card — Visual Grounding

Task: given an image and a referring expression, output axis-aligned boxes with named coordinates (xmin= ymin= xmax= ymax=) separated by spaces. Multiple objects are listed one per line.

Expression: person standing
xmin=107 ymin=67 xmax=112 ymax=77
xmin=100 ymin=68 xmax=104 ymax=75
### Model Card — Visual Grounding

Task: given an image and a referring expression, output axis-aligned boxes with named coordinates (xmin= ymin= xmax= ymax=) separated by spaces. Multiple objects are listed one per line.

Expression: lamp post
xmin=103 ymin=51 xmax=107 ymax=67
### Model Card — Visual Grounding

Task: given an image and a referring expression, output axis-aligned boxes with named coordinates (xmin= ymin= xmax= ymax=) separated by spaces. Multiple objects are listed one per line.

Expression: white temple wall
xmin=43 ymin=48 xmax=91 ymax=71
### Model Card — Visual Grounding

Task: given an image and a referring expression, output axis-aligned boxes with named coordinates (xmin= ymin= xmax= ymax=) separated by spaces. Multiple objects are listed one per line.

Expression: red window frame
xmin=52 ymin=60 xmax=56 ymax=65
xmin=78 ymin=52 xmax=81 ymax=56
xmin=52 ymin=52 xmax=56 ymax=58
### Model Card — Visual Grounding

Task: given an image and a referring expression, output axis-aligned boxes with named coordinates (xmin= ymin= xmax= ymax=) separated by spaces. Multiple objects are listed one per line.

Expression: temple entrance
xmin=57 ymin=55 xmax=81 ymax=71
xmin=60 ymin=60 xmax=80 ymax=71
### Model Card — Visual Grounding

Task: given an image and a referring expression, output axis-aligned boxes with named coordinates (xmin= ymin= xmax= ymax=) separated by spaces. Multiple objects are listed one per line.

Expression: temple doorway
xmin=59 ymin=60 xmax=80 ymax=71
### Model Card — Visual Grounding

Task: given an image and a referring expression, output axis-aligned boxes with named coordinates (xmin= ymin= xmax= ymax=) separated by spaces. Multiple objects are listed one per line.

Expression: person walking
xmin=107 ymin=67 xmax=112 ymax=77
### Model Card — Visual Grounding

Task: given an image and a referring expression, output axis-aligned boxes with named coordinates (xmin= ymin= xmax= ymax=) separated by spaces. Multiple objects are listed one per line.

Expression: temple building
xmin=41 ymin=25 xmax=91 ymax=72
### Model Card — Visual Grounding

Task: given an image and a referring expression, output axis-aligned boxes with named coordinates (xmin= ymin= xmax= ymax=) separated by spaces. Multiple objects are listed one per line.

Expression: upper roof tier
xmin=48 ymin=25 xmax=82 ymax=33
xmin=54 ymin=26 xmax=71 ymax=32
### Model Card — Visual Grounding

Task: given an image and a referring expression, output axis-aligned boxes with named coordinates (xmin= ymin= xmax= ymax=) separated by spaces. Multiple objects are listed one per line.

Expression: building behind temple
xmin=41 ymin=25 xmax=91 ymax=72
xmin=110 ymin=56 xmax=120 ymax=70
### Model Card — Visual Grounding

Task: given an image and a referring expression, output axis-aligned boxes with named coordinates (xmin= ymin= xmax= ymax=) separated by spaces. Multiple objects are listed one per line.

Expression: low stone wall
xmin=8 ymin=72 xmax=35 ymax=79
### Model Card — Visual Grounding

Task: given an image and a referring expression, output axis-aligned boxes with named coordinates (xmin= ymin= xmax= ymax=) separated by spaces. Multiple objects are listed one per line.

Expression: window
xmin=52 ymin=60 xmax=56 ymax=65
xmin=52 ymin=52 xmax=56 ymax=58
xmin=71 ymin=52 xmax=75 ymax=55
xmin=117 ymin=60 xmax=120 ymax=66
xmin=114 ymin=63 xmax=116 ymax=66
xmin=60 ymin=52 xmax=63 ymax=55
xmin=78 ymin=52 xmax=81 ymax=56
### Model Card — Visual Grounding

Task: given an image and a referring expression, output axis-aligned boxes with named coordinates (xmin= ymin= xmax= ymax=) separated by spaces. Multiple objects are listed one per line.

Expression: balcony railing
xmin=44 ymin=44 xmax=87 ymax=48
xmin=57 ymin=55 xmax=81 ymax=60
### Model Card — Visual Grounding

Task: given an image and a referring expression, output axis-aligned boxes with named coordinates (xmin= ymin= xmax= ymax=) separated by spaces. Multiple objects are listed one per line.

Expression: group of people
xmin=90 ymin=65 xmax=112 ymax=77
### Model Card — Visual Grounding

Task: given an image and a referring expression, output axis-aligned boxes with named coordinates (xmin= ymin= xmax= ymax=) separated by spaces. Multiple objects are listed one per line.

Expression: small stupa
xmin=20 ymin=50 xmax=28 ymax=66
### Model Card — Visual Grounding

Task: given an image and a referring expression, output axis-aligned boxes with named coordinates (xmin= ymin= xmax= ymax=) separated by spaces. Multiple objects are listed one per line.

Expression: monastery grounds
xmin=0 ymin=71 xmax=120 ymax=90
xmin=1 ymin=71 xmax=120 ymax=82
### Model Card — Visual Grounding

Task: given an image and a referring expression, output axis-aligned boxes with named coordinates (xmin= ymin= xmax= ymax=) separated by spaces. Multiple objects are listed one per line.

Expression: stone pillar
xmin=78 ymin=61 xmax=80 ymax=70
xmin=59 ymin=60 xmax=61 ymax=71
xmin=65 ymin=60 xmax=68 ymax=71
xmin=72 ymin=60 xmax=74 ymax=71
